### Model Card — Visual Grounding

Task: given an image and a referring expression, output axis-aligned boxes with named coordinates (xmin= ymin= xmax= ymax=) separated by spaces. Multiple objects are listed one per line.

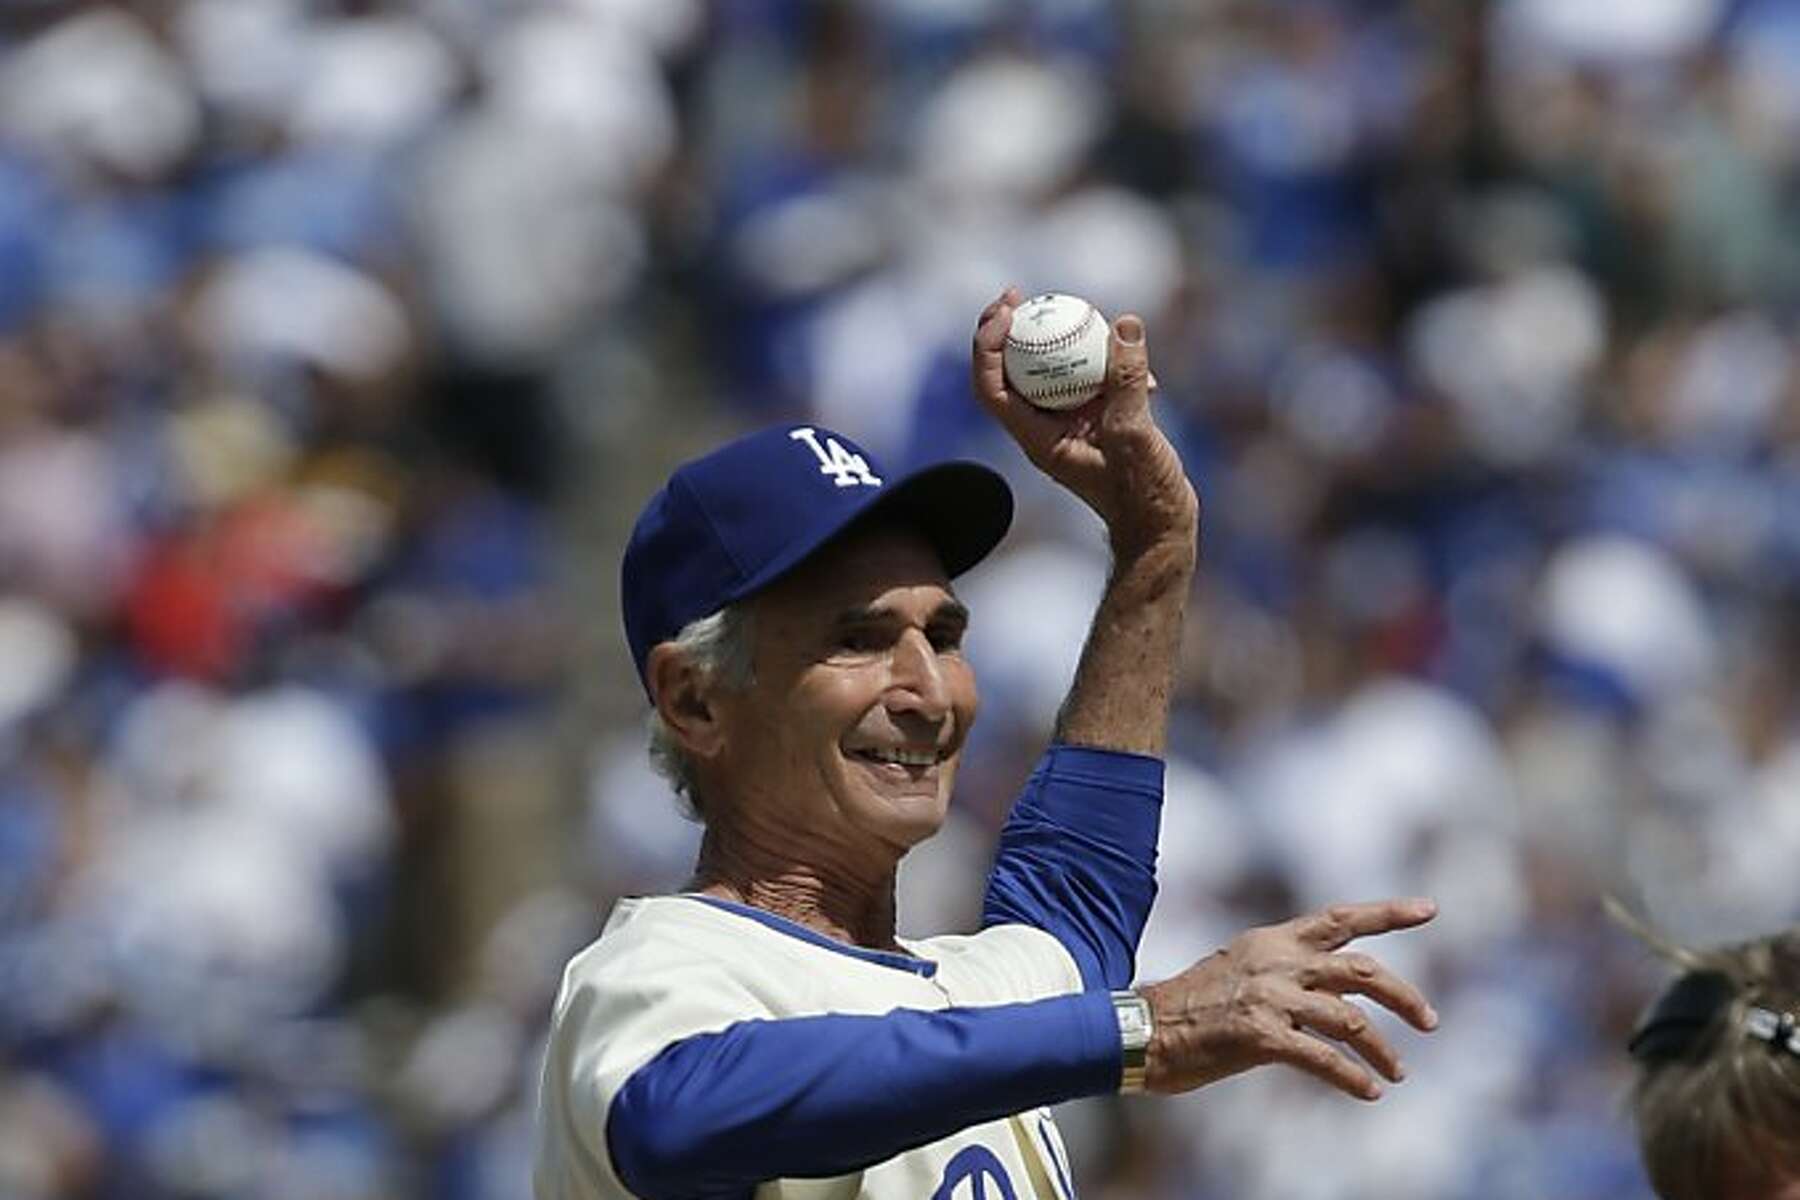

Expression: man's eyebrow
xmin=831 ymin=598 xmax=970 ymax=627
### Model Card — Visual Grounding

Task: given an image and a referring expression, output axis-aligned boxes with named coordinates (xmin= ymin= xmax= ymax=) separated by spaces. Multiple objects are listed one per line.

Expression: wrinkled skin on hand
xmin=971 ymin=287 xmax=1197 ymax=562
xmin=1140 ymin=898 xmax=1441 ymax=1101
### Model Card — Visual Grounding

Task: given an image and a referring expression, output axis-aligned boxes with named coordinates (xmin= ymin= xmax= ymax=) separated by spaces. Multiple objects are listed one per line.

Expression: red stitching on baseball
xmin=1027 ymin=378 xmax=1104 ymax=400
xmin=1005 ymin=303 xmax=1098 ymax=354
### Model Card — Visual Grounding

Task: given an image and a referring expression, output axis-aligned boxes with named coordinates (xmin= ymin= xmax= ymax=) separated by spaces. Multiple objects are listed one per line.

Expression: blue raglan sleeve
xmin=980 ymin=745 xmax=1164 ymax=990
xmin=604 ymin=993 xmax=1121 ymax=1200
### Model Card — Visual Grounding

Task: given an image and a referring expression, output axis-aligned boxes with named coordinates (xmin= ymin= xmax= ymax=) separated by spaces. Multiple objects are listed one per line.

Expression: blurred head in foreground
xmin=1626 ymin=923 xmax=1800 ymax=1200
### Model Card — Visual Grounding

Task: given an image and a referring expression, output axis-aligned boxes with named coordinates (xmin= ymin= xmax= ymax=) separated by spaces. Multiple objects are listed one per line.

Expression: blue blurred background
xmin=0 ymin=1 xmax=1797 ymax=1197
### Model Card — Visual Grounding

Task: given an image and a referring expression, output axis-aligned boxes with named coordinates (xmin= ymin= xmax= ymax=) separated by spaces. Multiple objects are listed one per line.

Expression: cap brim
xmin=721 ymin=459 xmax=1013 ymax=607
xmin=869 ymin=460 xmax=1015 ymax=578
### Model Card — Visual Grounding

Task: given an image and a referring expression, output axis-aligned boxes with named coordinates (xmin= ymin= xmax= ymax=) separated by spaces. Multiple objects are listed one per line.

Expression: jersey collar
xmin=680 ymin=895 xmax=939 ymax=978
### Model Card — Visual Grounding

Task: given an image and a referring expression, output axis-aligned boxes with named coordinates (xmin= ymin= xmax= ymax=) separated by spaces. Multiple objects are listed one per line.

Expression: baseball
xmin=1003 ymin=292 xmax=1109 ymax=410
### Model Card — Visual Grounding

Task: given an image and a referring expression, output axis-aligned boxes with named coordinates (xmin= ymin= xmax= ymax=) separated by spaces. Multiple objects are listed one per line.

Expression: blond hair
xmin=1617 ymin=902 xmax=1800 ymax=1199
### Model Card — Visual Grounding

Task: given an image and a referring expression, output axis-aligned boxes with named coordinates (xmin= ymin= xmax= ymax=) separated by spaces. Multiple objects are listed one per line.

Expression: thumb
xmin=1103 ymin=314 xmax=1152 ymax=429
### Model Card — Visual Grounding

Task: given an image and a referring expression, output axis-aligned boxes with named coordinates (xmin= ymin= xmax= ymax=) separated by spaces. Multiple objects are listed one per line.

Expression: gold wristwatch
xmin=1110 ymin=990 xmax=1153 ymax=1093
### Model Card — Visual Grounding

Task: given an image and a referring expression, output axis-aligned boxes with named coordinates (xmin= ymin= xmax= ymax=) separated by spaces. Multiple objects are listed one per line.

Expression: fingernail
xmin=1426 ymin=1006 xmax=1439 ymax=1029
xmin=1393 ymin=1061 xmax=1407 ymax=1081
xmin=1114 ymin=315 xmax=1144 ymax=346
xmin=1365 ymin=1080 xmax=1384 ymax=1101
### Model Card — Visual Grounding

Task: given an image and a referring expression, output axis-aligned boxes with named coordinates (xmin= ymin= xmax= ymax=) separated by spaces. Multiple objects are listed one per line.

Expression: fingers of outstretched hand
xmin=1271 ymin=1023 xmax=1385 ymax=1101
xmin=1300 ymin=952 xmax=1438 ymax=1032
xmin=1292 ymin=898 xmax=1437 ymax=952
xmin=1287 ymin=990 xmax=1405 ymax=1083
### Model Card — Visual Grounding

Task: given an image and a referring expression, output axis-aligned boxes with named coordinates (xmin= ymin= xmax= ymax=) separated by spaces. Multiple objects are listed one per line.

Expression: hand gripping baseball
xmin=1138 ymin=898 xmax=1440 ymax=1101
xmin=972 ymin=287 xmax=1198 ymax=561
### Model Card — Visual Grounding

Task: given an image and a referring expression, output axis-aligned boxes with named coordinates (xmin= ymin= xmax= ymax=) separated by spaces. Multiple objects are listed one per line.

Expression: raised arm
xmin=971 ymin=287 xmax=1200 ymax=756
xmin=972 ymin=290 xmax=1196 ymax=981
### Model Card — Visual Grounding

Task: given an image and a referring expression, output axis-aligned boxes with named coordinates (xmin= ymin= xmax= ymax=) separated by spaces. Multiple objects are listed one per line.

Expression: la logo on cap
xmin=790 ymin=427 xmax=882 ymax=488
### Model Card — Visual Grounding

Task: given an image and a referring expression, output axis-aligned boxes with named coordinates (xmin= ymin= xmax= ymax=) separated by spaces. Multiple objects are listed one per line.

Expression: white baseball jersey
xmin=533 ymin=894 xmax=1108 ymax=1200
xmin=534 ymin=746 xmax=1165 ymax=1200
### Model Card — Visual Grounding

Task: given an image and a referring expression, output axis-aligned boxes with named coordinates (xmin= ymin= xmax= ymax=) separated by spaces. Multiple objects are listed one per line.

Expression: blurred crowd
xmin=1 ymin=0 xmax=1797 ymax=1197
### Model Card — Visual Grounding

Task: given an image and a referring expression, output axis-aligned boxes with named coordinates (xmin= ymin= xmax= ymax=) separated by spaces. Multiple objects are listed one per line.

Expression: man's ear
xmin=647 ymin=644 xmax=726 ymax=761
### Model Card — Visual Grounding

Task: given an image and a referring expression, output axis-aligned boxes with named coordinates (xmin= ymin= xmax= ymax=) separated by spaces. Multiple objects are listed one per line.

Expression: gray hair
xmin=646 ymin=605 xmax=755 ymax=819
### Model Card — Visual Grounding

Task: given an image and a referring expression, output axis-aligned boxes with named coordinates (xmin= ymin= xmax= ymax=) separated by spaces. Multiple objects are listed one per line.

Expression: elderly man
xmin=534 ymin=289 xmax=1439 ymax=1200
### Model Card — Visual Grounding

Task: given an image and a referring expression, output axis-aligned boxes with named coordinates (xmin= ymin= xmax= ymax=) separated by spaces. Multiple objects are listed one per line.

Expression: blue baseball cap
xmin=622 ymin=425 xmax=1013 ymax=696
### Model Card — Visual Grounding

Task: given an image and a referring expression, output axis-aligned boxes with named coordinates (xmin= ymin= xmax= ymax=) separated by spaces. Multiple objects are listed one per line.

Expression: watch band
xmin=1110 ymin=989 xmax=1153 ymax=1094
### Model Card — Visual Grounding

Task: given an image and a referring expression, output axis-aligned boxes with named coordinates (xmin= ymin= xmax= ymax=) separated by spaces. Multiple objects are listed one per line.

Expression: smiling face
xmin=703 ymin=526 xmax=979 ymax=869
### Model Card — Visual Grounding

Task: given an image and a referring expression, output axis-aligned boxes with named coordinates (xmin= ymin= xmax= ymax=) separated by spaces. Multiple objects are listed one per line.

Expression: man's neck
xmin=691 ymin=830 xmax=904 ymax=953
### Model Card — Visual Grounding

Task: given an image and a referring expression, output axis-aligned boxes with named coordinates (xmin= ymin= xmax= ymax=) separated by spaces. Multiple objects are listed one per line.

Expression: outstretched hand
xmin=1138 ymin=898 xmax=1440 ymax=1101
xmin=971 ymin=287 xmax=1197 ymax=561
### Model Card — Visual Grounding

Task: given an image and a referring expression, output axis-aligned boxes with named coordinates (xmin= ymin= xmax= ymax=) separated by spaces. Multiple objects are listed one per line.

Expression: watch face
xmin=1115 ymin=996 xmax=1152 ymax=1044
xmin=1113 ymin=995 xmax=1152 ymax=1093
